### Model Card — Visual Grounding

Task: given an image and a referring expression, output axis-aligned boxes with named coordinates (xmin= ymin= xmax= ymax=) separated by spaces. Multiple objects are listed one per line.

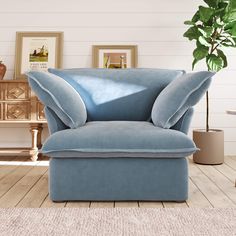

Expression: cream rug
xmin=0 ymin=208 xmax=235 ymax=236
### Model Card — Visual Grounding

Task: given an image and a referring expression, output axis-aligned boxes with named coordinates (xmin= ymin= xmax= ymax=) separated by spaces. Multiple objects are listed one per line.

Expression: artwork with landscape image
xmin=93 ymin=45 xmax=137 ymax=68
xmin=29 ymin=39 xmax=48 ymax=62
xmin=103 ymin=52 xmax=127 ymax=69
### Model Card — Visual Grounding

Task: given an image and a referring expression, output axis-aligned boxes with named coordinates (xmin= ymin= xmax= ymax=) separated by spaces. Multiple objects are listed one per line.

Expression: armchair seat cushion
xmin=42 ymin=121 xmax=197 ymax=158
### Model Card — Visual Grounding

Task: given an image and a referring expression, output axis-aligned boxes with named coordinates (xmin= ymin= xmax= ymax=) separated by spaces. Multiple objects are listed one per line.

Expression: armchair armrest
xmin=44 ymin=106 xmax=68 ymax=134
xmin=171 ymin=107 xmax=194 ymax=134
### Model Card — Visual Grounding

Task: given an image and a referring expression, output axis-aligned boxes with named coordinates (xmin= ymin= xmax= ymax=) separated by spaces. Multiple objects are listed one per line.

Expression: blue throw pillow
xmin=151 ymin=71 xmax=215 ymax=128
xmin=26 ymin=71 xmax=87 ymax=129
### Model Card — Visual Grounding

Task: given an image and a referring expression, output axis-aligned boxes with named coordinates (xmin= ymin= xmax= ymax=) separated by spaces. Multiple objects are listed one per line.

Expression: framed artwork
xmin=15 ymin=31 xmax=63 ymax=79
xmin=92 ymin=45 xmax=138 ymax=69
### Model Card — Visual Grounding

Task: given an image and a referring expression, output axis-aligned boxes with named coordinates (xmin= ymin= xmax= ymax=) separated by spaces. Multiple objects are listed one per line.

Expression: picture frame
xmin=15 ymin=31 xmax=63 ymax=79
xmin=92 ymin=45 xmax=138 ymax=69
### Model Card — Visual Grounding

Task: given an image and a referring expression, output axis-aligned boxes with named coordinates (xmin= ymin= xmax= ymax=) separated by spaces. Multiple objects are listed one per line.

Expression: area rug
xmin=0 ymin=208 xmax=235 ymax=236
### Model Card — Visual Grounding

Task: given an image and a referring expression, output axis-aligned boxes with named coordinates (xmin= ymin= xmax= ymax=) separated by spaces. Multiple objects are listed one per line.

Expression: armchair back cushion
xmin=48 ymin=68 xmax=185 ymax=121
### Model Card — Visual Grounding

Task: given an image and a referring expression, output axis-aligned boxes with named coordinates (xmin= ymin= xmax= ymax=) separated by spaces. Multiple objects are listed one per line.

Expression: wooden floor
xmin=0 ymin=156 xmax=235 ymax=208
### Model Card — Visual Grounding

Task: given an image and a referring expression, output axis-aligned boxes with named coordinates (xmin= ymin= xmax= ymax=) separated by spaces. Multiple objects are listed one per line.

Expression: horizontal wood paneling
xmin=0 ymin=13 xmax=193 ymax=28
xmin=0 ymin=0 xmax=236 ymax=154
xmin=0 ymin=27 xmax=187 ymax=42
xmin=2 ymin=41 xmax=236 ymax=57
xmin=195 ymin=99 xmax=236 ymax=113
xmin=1 ymin=0 xmax=202 ymax=13
xmin=191 ymin=113 xmax=236 ymax=128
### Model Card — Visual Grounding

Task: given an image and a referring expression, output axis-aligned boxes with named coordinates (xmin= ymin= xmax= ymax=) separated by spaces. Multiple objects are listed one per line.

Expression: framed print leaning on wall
xmin=15 ymin=32 xmax=63 ymax=79
xmin=92 ymin=45 xmax=138 ymax=69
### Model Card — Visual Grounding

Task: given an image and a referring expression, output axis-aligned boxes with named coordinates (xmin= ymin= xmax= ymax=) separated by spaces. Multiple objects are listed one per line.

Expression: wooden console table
xmin=0 ymin=80 xmax=47 ymax=161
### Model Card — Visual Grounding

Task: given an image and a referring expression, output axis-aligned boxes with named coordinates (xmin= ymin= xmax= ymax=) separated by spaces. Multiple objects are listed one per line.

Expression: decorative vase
xmin=193 ymin=129 xmax=224 ymax=165
xmin=0 ymin=61 xmax=6 ymax=80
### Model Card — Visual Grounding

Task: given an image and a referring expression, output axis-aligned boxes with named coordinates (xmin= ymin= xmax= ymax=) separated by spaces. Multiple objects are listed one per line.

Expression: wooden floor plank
xmin=0 ymin=156 xmax=30 ymax=181
xmin=225 ymin=156 xmax=236 ymax=170
xmin=65 ymin=202 xmax=91 ymax=208
xmin=214 ymin=163 xmax=236 ymax=183
xmin=197 ymin=164 xmax=236 ymax=205
xmin=139 ymin=201 xmax=163 ymax=208
xmin=189 ymin=159 xmax=235 ymax=207
xmin=163 ymin=201 xmax=188 ymax=208
xmin=90 ymin=201 xmax=114 ymax=208
xmin=0 ymin=165 xmax=19 ymax=180
xmin=16 ymin=171 xmax=49 ymax=208
xmin=0 ymin=165 xmax=47 ymax=207
xmin=0 ymin=165 xmax=34 ymax=198
xmin=40 ymin=194 xmax=66 ymax=208
xmin=187 ymin=178 xmax=212 ymax=208
xmin=115 ymin=201 xmax=139 ymax=208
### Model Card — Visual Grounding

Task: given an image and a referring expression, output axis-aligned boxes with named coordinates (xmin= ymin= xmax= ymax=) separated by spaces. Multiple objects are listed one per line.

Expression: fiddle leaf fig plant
xmin=183 ymin=0 xmax=236 ymax=131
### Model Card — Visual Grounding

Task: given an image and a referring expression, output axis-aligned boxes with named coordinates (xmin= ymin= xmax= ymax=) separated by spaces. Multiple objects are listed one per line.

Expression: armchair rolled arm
xmin=44 ymin=106 xmax=68 ymax=135
xmin=171 ymin=107 xmax=194 ymax=134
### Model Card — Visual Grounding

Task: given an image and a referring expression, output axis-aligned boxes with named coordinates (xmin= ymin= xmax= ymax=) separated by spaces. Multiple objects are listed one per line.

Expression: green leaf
xmin=227 ymin=11 xmax=236 ymax=22
xmin=196 ymin=40 xmax=203 ymax=48
xmin=192 ymin=11 xmax=200 ymax=23
xmin=220 ymin=35 xmax=236 ymax=46
xmin=227 ymin=36 xmax=236 ymax=45
xmin=183 ymin=26 xmax=202 ymax=40
xmin=230 ymin=24 xmax=236 ymax=36
xmin=184 ymin=20 xmax=194 ymax=25
xmin=225 ymin=20 xmax=236 ymax=31
xmin=215 ymin=7 xmax=227 ymax=17
xmin=198 ymin=36 xmax=212 ymax=46
xmin=224 ymin=0 xmax=236 ymax=22
xmin=217 ymin=49 xmax=228 ymax=67
xmin=221 ymin=42 xmax=235 ymax=47
xmin=214 ymin=18 xmax=224 ymax=28
xmin=229 ymin=0 xmax=236 ymax=11
xmin=198 ymin=26 xmax=214 ymax=37
xmin=207 ymin=54 xmax=224 ymax=71
xmin=204 ymin=0 xmax=218 ymax=8
xmin=192 ymin=58 xmax=199 ymax=70
xmin=218 ymin=2 xmax=228 ymax=10
xmin=193 ymin=46 xmax=209 ymax=60
xmin=199 ymin=6 xmax=215 ymax=22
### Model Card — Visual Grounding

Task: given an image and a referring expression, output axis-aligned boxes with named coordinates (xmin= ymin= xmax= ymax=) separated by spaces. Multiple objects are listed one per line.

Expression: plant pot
xmin=193 ymin=129 xmax=224 ymax=165
xmin=0 ymin=61 xmax=6 ymax=80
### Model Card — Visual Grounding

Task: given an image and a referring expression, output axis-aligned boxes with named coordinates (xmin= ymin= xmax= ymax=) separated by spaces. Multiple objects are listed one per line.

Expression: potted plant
xmin=183 ymin=0 xmax=236 ymax=164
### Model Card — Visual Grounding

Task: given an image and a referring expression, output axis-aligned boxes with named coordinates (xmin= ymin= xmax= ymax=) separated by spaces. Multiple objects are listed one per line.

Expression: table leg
xmin=29 ymin=124 xmax=43 ymax=161
xmin=37 ymin=124 xmax=43 ymax=149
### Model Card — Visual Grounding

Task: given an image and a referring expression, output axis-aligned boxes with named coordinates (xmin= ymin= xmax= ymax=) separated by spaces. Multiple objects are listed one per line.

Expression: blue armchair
xmin=27 ymin=68 xmax=213 ymax=201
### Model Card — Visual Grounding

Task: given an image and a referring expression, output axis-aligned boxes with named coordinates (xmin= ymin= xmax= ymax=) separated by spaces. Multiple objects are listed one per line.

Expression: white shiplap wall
xmin=0 ymin=0 xmax=236 ymax=154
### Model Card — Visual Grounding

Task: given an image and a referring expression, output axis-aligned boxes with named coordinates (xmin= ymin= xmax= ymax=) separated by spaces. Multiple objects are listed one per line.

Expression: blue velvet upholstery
xmin=44 ymin=107 xmax=68 ymax=135
xmin=50 ymin=157 xmax=188 ymax=201
xmin=26 ymin=68 xmax=209 ymax=201
xmin=42 ymin=121 xmax=197 ymax=158
xmin=171 ymin=107 xmax=194 ymax=134
xmin=48 ymin=68 xmax=185 ymax=121
xmin=152 ymin=71 xmax=214 ymax=128
xmin=27 ymin=71 xmax=87 ymax=129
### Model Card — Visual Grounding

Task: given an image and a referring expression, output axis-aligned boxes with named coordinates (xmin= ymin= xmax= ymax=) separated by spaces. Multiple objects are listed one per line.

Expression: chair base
xmin=49 ymin=157 xmax=188 ymax=201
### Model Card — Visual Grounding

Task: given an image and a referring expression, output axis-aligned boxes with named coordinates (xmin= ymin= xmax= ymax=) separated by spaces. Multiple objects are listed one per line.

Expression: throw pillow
xmin=27 ymin=71 xmax=87 ymax=129
xmin=151 ymin=71 xmax=215 ymax=128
